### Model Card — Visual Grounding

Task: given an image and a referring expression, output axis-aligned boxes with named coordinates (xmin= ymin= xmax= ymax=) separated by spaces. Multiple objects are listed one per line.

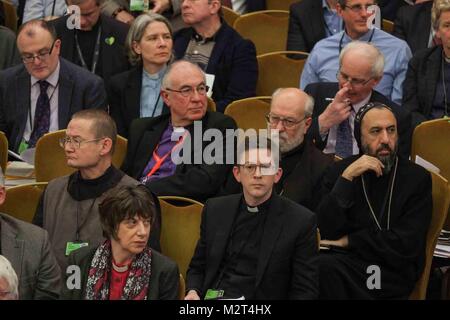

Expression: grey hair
xmin=339 ymin=41 xmax=384 ymax=79
xmin=125 ymin=12 xmax=173 ymax=66
xmin=161 ymin=60 xmax=206 ymax=89
xmin=0 ymin=255 xmax=19 ymax=299
xmin=432 ymin=0 xmax=450 ymax=31
xmin=271 ymin=88 xmax=315 ymax=117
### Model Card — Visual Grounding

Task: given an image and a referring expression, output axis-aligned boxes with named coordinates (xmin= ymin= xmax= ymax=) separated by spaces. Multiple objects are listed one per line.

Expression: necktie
xmin=335 ymin=118 xmax=353 ymax=159
xmin=222 ymin=0 xmax=233 ymax=9
xmin=28 ymin=80 xmax=51 ymax=148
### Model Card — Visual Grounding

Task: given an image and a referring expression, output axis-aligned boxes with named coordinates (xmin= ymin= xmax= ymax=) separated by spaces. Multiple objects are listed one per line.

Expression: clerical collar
xmin=143 ymin=65 xmax=167 ymax=80
xmin=242 ymin=192 xmax=273 ymax=214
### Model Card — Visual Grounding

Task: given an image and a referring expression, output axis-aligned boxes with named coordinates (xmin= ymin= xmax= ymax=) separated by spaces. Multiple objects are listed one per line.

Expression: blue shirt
xmin=322 ymin=0 xmax=342 ymax=37
xmin=140 ymin=67 xmax=166 ymax=118
xmin=300 ymin=28 xmax=412 ymax=105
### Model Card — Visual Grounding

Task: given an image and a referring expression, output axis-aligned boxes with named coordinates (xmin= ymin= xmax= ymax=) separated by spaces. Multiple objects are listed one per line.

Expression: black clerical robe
xmin=316 ymin=156 xmax=432 ymax=299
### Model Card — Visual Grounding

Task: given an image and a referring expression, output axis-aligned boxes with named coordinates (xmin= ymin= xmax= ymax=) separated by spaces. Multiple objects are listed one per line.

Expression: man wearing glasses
xmin=122 ymin=60 xmax=237 ymax=202
xmin=300 ymin=0 xmax=411 ymax=105
xmin=185 ymin=136 xmax=318 ymax=300
xmin=0 ymin=19 xmax=106 ymax=153
xmin=32 ymin=109 xmax=155 ymax=272
xmin=304 ymin=41 xmax=412 ymax=159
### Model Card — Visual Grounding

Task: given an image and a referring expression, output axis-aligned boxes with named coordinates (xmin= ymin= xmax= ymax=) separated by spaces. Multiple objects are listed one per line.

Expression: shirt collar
xmin=342 ymin=28 xmax=375 ymax=43
xmin=322 ymin=0 xmax=334 ymax=11
xmin=352 ymin=93 xmax=372 ymax=113
xmin=31 ymin=60 xmax=60 ymax=87
xmin=143 ymin=65 xmax=167 ymax=80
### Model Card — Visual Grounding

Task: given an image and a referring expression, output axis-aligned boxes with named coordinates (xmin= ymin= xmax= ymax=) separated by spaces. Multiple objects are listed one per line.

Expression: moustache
xmin=376 ymin=144 xmax=392 ymax=154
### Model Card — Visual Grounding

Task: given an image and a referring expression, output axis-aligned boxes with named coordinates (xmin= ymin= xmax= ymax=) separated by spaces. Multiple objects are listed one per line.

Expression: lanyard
xmin=339 ymin=28 xmax=375 ymax=53
xmin=144 ymin=131 xmax=187 ymax=178
xmin=75 ymin=26 xmax=102 ymax=74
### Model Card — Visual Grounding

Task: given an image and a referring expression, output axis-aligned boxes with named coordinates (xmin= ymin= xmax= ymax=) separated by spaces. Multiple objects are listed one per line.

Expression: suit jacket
xmin=0 ymin=213 xmax=61 ymax=300
xmin=287 ymin=0 xmax=327 ymax=53
xmin=403 ymin=45 xmax=443 ymax=128
xmin=0 ymin=26 xmax=20 ymax=71
xmin=173 ymin=22 xmax=258 ymax=112
xmin=107 ymin=66 xmax=169 ymax=138
xmin=186 ymin=193 xmax=318 ymax=299
xmin=61 ymin=246 xmax=179 ymax=300
xmin=0 ymin=57 xmax=107 ymax=152
xmin=393 ymin=1 xmax=432 ymax=54
xmin=51 ymin=14 xmax=129 ymax=83
xmin=122 ymin=111 xmax=237 ymax=202
xmin=304 ymin=82 xmax=412 ymax=158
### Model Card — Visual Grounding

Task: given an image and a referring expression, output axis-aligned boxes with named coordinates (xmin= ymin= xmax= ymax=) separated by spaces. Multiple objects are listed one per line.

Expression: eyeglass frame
xmin=59 ymin=136 xmax=105 ymax=149
xmin=239 ymin=162 xmax=275 ymax=175
xmin=21 ymin=40 xmax=57 ymax=64
xmin=342 ymin=3 xmax=377 ymax=14
xmin=164 ymin=84 xmax=210 ymax=97
xmin=337 ymin=71 xmax=373 ymax=87
xmin=265 ymin=113 xmax=308 ymax=128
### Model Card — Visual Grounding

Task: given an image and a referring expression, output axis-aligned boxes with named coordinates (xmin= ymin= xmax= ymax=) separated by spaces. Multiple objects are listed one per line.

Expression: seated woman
xmin=107 ymin=12 xmax=173 ymax=137
xmin=62 ymin=185 xmax=179 ymax=300
xmin=403 ymin=0 xmax=450 ymax=128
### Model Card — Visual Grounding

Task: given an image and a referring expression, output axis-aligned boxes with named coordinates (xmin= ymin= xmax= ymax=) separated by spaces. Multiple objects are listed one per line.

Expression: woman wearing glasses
xmin=62 ymin=185 xmax=179 ymax=300
xmin=108 ymin=12 xmax=174 ymax=138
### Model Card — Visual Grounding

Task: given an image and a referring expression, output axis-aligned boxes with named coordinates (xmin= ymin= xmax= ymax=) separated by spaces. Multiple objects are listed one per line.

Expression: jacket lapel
xmin=15 ymin=69 xmax=31 ymax=151
xmin=125 ymin=68 xmax=142 ymax=124
xmin=205 ymin=22 xmax=230 ymax=75
xmin=57 ymin=59 xmax=74 ymax=128
xmin=0 ymin=217 xmax=24 ymax=280
xmin=424 ymin=47 xmax=441 ymax=116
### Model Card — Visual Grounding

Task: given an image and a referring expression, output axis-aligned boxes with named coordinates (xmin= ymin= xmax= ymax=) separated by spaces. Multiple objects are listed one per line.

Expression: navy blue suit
xmin=173 ymin=22 xmax=258 ymax=112
xmin=0 ymin=58 xmax=107 ymax=152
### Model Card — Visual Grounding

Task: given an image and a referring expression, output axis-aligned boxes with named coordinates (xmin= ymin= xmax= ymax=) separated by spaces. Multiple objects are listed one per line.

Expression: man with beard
xmin=315 ymin=102 xmax=432 ymax=299
xmin=304 ymin=41 xmax=412 ymax=159
xmin=267 ymin=88 xmax=334 ymax=211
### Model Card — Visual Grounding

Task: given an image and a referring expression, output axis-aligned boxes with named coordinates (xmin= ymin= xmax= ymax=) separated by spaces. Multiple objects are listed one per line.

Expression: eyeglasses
xmin=21 ymin=40 xmax=56 ymax=64
xmin=342 ymin=3 xmax=376 ymax=13
xmin=337 ymin=71 xmax=372 ymax=87
xmin=265 ymin=114 xmax=307 ymax=128
xmin=165 ymin=84 xmax=209 ymax=97
xmin=240 ymin=163 xmax=273 ymax=174
xmin=59 ymin=136 xmax=104 ymax=149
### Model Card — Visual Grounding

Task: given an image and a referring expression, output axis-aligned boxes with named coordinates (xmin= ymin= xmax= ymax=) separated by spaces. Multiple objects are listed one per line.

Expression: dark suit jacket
xmin=393 ymin=1 xmax=432 ymax=54
xmin=107 ymin=66 xmax=169 ymax=138
xmin=122 ymin=111 xmax=237 ymax=202
xmin=173 ymin=22 xmax=258 ymax=112
xmin=51 ymin=14 xmax=129 ymax=83
xmin=0 ymin=57 xmax=107 ymax=152
xmin=186 ymin=193 xmax=318 ymax=299
xmin=287 ymin=0 xmax=327 ymax=53
xmin=304 ymin=82 xmax=412 ymax=158
xmin=246 ymin=0 xmax=266 ymax=12
xmin=0 ymin=213 xmax=61 ymax=300
xmin=61 ymin=246 xmax=179 ymax=300
xmin=403 ymin=45 xmax=443 ymax=128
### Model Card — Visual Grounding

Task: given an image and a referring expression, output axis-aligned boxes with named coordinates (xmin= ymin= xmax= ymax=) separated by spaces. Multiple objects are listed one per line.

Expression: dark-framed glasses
xmin=21 ymin=40 xmax=56 ymax=64
xmin=59 ymin=136 xmax=104 ymax=149
xmin=265 ymin=113 xmax=307 ymax=128
xmin=165 ymin=84 xmax=209 ymax=97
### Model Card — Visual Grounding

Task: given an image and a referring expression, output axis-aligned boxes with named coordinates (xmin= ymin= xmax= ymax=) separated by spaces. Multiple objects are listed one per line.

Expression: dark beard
xmin=362 ymin=142 xmax=398 ymax=174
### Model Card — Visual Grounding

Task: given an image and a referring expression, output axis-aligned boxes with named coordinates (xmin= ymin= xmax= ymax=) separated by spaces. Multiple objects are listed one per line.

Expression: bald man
xmin=267 ymin=88 xmax=334 ymax=211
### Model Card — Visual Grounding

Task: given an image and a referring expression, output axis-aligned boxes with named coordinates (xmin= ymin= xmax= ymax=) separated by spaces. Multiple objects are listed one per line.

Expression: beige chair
xmin=233 ymin=10 xmax=289 ymax=55
xmin=0 ymin=182 xmax=48 ymax=223
xmin=224 ymin=96 xmax=271 ymax=130
xmin=222 ymin=6 xmax=240 ymax=27
xmin=0 ymin=131 xmax=8 ymax=175
xmin=256 ymin=51 xmax=309 ymax=96
xmin=178 ymin=273 xmax=186 ymax=300
xmin=158 ymin=196 xmax=203 ymax=279
xmin=411 ymin=118 xmax=450 ymax=229
xmin=1 ymin=0 xmax=18 ymax=33
xmin=409 ymin=172 xmax=450 ymax=299
xmin=34 ymin=130 xmax=128 ymax=182
xmin=382 ymin=19 xmax=395 ymax=34
xmin=266 ymin=0 xmax=302 ymax=11
xmin=207 ymin=96 xmax=217 ymax=112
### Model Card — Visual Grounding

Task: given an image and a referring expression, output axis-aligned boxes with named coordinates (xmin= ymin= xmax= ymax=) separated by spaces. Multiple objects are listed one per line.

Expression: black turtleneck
xmin=275 ymin=141 xmax=305 ymax=194
xmin=74 ymin=17 xmax=103 ymax=76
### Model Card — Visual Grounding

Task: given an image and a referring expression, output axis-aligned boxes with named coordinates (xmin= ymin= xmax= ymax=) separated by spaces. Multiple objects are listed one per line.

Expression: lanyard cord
xmin=339 ymin=28 xmax=375 ymax=53
xmin=75 ymin=26 xmax=102 ymax=74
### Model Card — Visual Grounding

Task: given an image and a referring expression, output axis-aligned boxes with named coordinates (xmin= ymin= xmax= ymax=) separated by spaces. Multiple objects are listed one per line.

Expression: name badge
xmin=65 ymin=241 xmax=88 ymax=256
xmin=204 ymin=289 xmax=224 ymax=300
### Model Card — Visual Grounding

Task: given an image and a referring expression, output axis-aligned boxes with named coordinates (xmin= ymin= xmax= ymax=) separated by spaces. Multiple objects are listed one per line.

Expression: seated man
xmin=0 ymin=26 xmax=20 ymax=70
xmin=316 ymin=102 xmax=432 ymax=299
xmin=300 ymin=0 xmax=412 ymax=105
xmin=0 ymin=170 xmax=61 ymax=299
xmin=0 ymin=256 xmax=18 ymax=300
xmin=305 ymin=41 xmax=412 ymax=159
xmin=185 ymin=136 xmax=318 ymax=300
xmin=173 ymin=0 xmax=258 ymax=112
xmin=51 ymin=0 xmax=129 ymax=83
xmin=23 ymin=0 xmax=67 ymax=23
xmin=122 ymin=60 xmax=237 ymax=202
xmin=287 ymin=0 xmax=343 ymax=53
xmin=32 ymin=109 xmax=155 ymax=271
xmin=0 ymin=19 xmax=107 ymax=153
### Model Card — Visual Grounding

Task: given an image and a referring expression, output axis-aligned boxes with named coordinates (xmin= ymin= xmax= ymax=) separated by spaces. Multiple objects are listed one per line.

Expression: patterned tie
xmin=28 ymin=80 xmax=51 ymax=148
xmin=335 ymin=118 xmax=353 ymax=159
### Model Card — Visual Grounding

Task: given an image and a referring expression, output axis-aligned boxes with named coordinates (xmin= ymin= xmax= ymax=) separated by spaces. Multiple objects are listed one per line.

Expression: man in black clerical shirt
xmin=51 ymin=0 xmax=129 ymax=83
xmin=185 ymin=136 xmax=318 ymax=300
xmin=316 ymin=102 xmax=432 ymax=299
